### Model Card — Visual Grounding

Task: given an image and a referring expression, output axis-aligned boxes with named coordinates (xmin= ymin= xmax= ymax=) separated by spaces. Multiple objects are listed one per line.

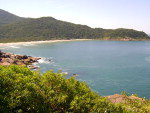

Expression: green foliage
xmin=0 ymin=65 xmax=150 ymax=112
xmin=120 ymin=91 xmax=130 ymax=96
xmin=104 ymin=28 xmax=148 ymax=39
xmin=0 ymin=9 xmax=25 ymax=26
xmin=119 ymin=91 xmax=150 ymax=112
xmin=131 ymin=94 xmax=139 ymax=97
xmin=119 ymin=96 xmax=150 ymax=113
xmin=0 ymin=65 xmax=125 ymax=113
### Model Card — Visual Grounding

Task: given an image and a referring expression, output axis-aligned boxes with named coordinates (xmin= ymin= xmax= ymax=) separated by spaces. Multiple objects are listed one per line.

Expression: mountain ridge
xmin=0 ymin=9 xmax=26 ymax=26
xmin=0 ymin=9 xmax=149 ymax=42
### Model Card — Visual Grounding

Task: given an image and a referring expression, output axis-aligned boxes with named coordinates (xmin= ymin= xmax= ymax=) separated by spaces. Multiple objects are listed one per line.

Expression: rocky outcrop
xmin=106 ymin=94 xmax=144 ymax=103
xmin=0 ymin=50 xmax=40 ymax=68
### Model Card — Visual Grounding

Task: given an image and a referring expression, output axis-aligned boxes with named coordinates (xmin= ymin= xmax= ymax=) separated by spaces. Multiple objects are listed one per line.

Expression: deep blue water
xmin=1 ymin=40 xmax=150 ymax=98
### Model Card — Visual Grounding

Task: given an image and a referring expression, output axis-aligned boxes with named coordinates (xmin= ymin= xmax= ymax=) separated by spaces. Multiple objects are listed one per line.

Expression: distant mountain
xmin=0 ymin=9 xmax=149 ymax=42
xmin=0 ymin=9 xmax=26 ymax=26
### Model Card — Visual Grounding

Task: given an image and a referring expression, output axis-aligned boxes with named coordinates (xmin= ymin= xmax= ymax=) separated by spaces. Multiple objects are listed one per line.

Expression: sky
xmin=0 ymin=0 xmax=150 ymax=33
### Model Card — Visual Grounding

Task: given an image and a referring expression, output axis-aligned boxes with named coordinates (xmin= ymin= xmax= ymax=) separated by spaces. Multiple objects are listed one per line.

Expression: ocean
xmin=1 ymin=40 xmax=150 ymax=98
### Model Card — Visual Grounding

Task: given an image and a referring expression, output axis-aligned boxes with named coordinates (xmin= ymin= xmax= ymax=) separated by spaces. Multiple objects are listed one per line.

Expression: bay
xmin=1 ymin=40 xmax=150 ymax=99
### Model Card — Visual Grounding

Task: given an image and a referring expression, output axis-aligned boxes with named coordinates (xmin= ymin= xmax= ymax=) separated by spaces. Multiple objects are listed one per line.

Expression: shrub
xmin=0 ymin=65 xmax=149 ymax=112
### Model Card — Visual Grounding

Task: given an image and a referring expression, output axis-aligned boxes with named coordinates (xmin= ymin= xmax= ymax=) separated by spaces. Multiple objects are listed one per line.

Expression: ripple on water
xmin=145 ymin=56 xmax=150 ymax=63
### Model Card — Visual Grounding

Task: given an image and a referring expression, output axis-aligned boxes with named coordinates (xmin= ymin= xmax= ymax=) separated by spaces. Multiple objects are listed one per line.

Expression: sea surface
xmin=1 ymin=40 xmax=150 ymax=99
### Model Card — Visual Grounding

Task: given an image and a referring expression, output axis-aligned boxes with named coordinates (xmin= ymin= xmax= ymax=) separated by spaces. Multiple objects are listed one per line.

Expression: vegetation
xmin=0 ymin=9 xmax=149 ymax=43
xmin=104 ymin=28 xmax=148 ymax=39
xmin=0 ymin=9 xmax=25 ymax=26
xmin=0 ymin=65 xmax=150 ymax=112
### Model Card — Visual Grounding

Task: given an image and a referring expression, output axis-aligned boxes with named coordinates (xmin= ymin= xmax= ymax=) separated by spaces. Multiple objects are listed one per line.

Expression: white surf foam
xmin=23 ymin=44 xmax=36 ymax=46
xmin=8 ymin=45 xmax=20 ymax=48
xmin=38 ymin=57 xmax=52 ymax=64
xmin=61 ymin=72 xmax=68 ymax=75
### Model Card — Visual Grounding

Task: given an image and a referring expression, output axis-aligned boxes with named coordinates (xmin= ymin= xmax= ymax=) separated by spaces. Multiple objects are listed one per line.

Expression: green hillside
xmin=0 ymin=9 xmax=149 ymax=42
xmin=0 ymin=9 xmax=26 ymax=26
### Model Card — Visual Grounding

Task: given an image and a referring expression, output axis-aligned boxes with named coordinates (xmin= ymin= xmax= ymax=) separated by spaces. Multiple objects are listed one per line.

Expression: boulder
xmin=0 ymin=62 xmax=11 ymax=66
xmin=22 ymin=55 xmax=28 ymax=59
xmin=15 ymin=55 xmax=23 ymax=60
xmin=0 ymin=50 xmax=2 ymax=56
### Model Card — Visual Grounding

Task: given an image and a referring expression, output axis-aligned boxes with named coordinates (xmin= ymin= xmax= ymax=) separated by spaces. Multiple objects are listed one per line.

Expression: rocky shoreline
xmin=0 ymin=50 xmax=40 ymax=69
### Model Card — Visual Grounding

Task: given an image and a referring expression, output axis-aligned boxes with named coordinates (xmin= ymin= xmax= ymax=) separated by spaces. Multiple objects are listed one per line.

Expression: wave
xmin=23 ymin=44 xmax=36 ymax=46
xmin=8 ymin=45 xmax=20 ymax=48
xmin=38 ymin=57 xmax=51 ymax=64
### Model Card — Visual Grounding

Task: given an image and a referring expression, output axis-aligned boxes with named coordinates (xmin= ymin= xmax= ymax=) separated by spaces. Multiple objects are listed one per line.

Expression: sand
xmin=0 ymin=39 xmax=92 ymax=46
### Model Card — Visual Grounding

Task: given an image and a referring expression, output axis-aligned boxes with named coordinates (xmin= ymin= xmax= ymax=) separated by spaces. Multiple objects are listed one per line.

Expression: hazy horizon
xmin=0 ymin=0 xmax=150 ymax=33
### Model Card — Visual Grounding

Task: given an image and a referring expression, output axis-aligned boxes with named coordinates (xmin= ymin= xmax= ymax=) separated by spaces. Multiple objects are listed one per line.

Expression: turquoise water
xmin=1 ymin=40 xmax=150 ymax=98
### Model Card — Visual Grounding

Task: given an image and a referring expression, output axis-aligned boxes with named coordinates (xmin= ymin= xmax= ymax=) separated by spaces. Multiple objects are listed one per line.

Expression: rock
xmin=16 ymin=61 xmax=25 ymax=65
xmin=106 ymin=94 xmax=145 ymax=104
xmin=27 ymin=65 xmax=39 ymax=69
xmin=0 ymin=51 xmax=40 ymax=68
xmin=106 ymin=94 xmax=127 ymax=103
xmin=73 ymin=74 xmax=79 ymax=77
xmin=22 ymin=55 xmax=28 ymax=59
xmin=15 ymin=55 xmax=23 ymax=60
xmin=3 ymin=58 xmax=14 ymax=64
xmin=4 ymin=53 xmax=11 ymax=58
xmin=129 ymin=95 xmax=144 ymax=101
xmin=29 ymin=57 xmax=41 ymax=62
xmin=0 ymin=50 xmax=3 ymax=56
xmin=0 ymin=62 xmax=11 ymax=66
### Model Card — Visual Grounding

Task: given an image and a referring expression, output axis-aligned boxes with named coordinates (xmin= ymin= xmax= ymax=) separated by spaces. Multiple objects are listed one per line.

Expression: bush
xmin=1 ymin=65 xmax=150 ymax=112
xmin=0 ymin=65 xmax=126 ymax=113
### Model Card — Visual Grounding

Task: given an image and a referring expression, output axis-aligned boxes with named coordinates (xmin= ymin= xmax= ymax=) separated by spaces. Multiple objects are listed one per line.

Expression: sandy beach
xmin=0 ymin=39 xmax=92 ymax=46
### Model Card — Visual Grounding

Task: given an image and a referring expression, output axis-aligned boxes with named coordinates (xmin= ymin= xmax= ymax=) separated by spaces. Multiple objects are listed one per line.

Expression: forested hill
xmin=0 ymin=9 xmax=149 ymax=42
xmin=0 ymin=9 xmax=26 ymax=26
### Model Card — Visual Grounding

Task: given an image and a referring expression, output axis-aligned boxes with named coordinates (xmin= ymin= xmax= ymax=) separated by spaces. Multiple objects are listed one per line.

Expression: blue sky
xmin=0 ymin=0 xmax=150 ymax=33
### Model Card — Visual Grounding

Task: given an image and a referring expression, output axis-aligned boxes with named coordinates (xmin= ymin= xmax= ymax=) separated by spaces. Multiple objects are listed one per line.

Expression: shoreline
xmin=0 ymin=39 xmax=92 ymax=46
xmin=1 ymin=38 xmax=150 ymax=46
